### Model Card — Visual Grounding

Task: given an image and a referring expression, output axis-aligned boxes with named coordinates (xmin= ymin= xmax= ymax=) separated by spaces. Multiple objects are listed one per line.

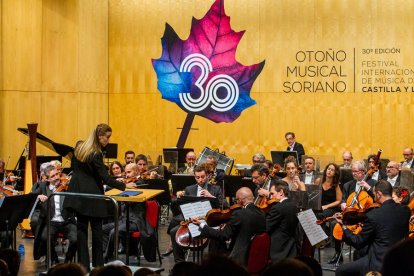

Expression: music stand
xmin=102 ymin=143 xmax=118 ymax=159
xmin=223 ymin=176 xmax=256 ymax=199
xmin=171 ymin=174 xmax=195 ymax=195
xmin=289 ymin=191 xmax=309 ymax=211
xmin=305 ymin=185 xmax=322 ymax=211
xmin=271 ymin=151 xmax=298 ymax=166
xmin=0 ymin=193 xmax=38 ymax=249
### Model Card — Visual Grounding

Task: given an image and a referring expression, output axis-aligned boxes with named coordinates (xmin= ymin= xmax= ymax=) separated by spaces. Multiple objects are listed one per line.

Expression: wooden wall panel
xmin=41 ymin=0 xmax=78 ymax=92
xmin=2 ymin=0 xmax=42 ymax=91
xmin=78 ymin=0 xmax=109 ymax=93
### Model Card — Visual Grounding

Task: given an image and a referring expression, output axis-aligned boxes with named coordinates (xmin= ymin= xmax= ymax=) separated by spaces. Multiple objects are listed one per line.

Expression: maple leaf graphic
xmin=152 ymin=0 xmax=265 ymax=123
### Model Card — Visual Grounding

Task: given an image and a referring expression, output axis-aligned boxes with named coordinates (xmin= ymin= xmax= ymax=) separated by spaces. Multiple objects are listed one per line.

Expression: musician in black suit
xmin=335 ymin=180 xmax=410 ymax=276
xmin=63 ymin=124 xmax=135 ymax=271
xmin=169 ymin=164 xmax=227 ymax=262
xmin=205 ymin=155 xmax=225 ymax=184
xmin=285 ymin=132 xmax=305 ymax=164
xmin=401 ymin=147 xmax=414 ymax=169
xmin=329 ymin=160 xmax=376 ymax=264
xmin=385 ymin=161 xmax=401 ymax=187
xmin=102 ymin=163 xmax=154 ymax=262
xmin=192 ymin=187 xmax=266 ymax=266
xmin=266 ymin=181 xmax=298 ymax=263
xmin=32 ymin=164 xmax=77 ymax=264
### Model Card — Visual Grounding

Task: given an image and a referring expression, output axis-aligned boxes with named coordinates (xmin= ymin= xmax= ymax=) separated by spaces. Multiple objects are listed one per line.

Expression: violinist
xmin=124 ymin=150 xmax=135 ymax=165
xmin=32 ymin=164 xmax=77 ymax=264
xmin=367 ymin=154 xmax=386 ymax=181
xmin=103 ymin=163 xmax=154 ymax=262
xmin=385 ymin=161 xmax=401 ymax=187
xmin=109 ymin=161 xmax=124 ymax=177
xmin=177 ymin=151 xmax=197 ymax=175
xmin=281 ymin=159 xmax=306 ymax=191
xmin=334 ymin=180 xmax=410 ymax=276
xmin=251 ymin=164 xmax=271 ymax=199
xmin=266 ymin=181 xmax=298 ymax=263
xmin=168 ymin=164 xmax=227 ymax=262
xmin=192 ymin=187 xmax=265 ymax=266
xmin=135 ymin=154 xmax=158 ymax=182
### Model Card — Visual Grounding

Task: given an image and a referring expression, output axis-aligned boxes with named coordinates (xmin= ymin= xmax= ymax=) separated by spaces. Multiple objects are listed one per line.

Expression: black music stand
xmin=171 ymin=174 xmax=195 ymax=195
xmin=289 ymin=191 xmax=309 ymax=211
xmin=0 ymin=194 xmax=38 ymax=249
xmin=339 ymin=168 xmax=353 ymax=189
xmin=305 ymin=185 xmax=322 ymax=211
xmin=271 ymin=150 xmax=299 ymax=166
xmin=223 ymin=176 xmax=256 ymax=200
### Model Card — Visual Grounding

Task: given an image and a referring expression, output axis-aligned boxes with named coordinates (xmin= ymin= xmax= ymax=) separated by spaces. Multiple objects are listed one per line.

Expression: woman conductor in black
xmin=64 ymin=124 xmax=135 ymax=270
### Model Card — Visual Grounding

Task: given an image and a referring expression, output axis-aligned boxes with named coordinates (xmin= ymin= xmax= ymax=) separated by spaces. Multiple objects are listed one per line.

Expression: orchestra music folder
xmin=179 ymin=200 xmax=212 ymax=238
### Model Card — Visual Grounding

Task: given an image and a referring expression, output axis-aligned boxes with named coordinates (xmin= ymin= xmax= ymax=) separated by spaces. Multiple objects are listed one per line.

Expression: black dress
xmin=319 ymin=184 xmax=338 ymax=218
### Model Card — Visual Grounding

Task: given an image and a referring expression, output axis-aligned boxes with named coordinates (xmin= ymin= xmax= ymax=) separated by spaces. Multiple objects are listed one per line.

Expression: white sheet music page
xmin=297 ymin=209 xmax=328 ymax=246
xmin=180 ymin=201 xmax=212 ymax=238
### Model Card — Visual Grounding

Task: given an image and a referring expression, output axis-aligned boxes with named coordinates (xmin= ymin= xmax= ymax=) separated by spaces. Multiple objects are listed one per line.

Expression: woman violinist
xmin=63 ymin=124 xmax=135 ymax=271
xmin=367 ymin=154 xmax=386 ymax=181
xmin=109 ymin=161 xmax=124 ymax=177
xmin=281 ymin=158 xmax=306 ymax=191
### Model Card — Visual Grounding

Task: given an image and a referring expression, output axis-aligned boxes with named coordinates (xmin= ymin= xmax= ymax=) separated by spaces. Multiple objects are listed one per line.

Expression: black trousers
xmin=77 ymin=214 xmax=103 ymax=271
xmin=40 ymin=220 xmax=77 ymax=262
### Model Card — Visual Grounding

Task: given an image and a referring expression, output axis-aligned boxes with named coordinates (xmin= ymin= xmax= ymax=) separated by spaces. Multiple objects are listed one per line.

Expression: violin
xmin=55 ymin=183 xmax=69 ymax=192
xmin=205 ymin=204 xmax=242 ymax=227
xmin=258 ymin=198 xmax=280 ymax=213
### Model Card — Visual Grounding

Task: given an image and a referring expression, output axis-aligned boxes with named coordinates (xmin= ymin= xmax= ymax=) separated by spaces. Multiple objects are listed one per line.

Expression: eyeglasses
xmin=343 ymin=159 xmax=351 ymax=161
xmin=403 ymin=153 xmax=413 ymax=156
xmin=386 ymin=166 xmax=398 ymax=169
xmin=252 ymin=175 xmax=261 ymax=179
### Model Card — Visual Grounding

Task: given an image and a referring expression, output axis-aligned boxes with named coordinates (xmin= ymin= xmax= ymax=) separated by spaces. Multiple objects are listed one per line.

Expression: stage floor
xmin=15 ymin=215 xmax=344 ymax=275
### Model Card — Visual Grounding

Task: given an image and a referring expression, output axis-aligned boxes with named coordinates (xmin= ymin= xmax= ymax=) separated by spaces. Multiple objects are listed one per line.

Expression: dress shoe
xmin=328 ymin=252 xmax=343 ymax=264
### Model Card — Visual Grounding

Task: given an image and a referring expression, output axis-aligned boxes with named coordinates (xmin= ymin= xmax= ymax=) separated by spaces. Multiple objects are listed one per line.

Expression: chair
xmin=246 ymin=233 xmax=270 ymax=274
xmin=132 ymin=200 xmax=162 ymax=265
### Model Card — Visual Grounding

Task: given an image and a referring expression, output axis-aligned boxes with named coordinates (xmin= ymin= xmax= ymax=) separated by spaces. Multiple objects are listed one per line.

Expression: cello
xmin=332 ymin=149 xmax=382 ymax=240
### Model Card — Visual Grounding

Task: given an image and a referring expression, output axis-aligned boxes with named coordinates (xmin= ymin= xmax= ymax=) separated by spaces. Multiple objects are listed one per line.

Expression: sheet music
xmin=180 ymin=201 xmax=212 ymax=238
xmin=297 ymin=209 xmax=328 ymax=246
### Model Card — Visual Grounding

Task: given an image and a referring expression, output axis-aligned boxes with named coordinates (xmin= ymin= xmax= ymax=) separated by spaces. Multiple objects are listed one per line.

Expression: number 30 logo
xmin=179 ymin=54 xmax=239 ymax=112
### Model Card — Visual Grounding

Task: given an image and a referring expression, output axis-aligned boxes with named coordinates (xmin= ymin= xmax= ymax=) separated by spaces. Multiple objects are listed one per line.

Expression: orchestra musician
xmin=330 ymin=160 xmax=376 ymax=265
xmin=385 ymin=161 xmax=401 ymax=187
xmin=392 ymin=186 xmax=410 ymax=205
xmin=285 ymin=132 xmax=305 ymax=164
xmin=109 ymin=161 xmax=124 ymax=177
xmin=315 ymin=163 xmax=342 ymax=218
xmin=192 ymin=187 xmax=266 ymax=266
xmin=250 ymin=164 xmax=272 ymax=199
xmin=63 ymin=124 xmax=134 ymax=271
xmin=266 ymin=181 xmax=298 ymax=263
xmin=401 ymin=147 xmax=414 ymax=169
xmin=340 ymin=151 xmax=353 ymax=169
xmin=204 ymin=155 xmax=225 ymax=184
xmin=334 ymin=180 xmax=411 ymax=276
xmin=300 ymin=156 xmax=318 ymax=185
xmin=124 ymin=150 xmax=135 ymax=165
xmin=178 ymin=151 xmax=197 ymax=175
xmin=367 ymin=154 xmax=386 ymax=181
xmin=281 ymin=159 xmax=306 ymax=191
xmin=32 ymin=164 xmax=77 ymax=264
xmin=168 ymin=164 xmax=227 ymax=262
xmin=135 ymin=154 xmax=158 ymax=182
xmin=103 ymin=163 xmax=155 ymax=262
